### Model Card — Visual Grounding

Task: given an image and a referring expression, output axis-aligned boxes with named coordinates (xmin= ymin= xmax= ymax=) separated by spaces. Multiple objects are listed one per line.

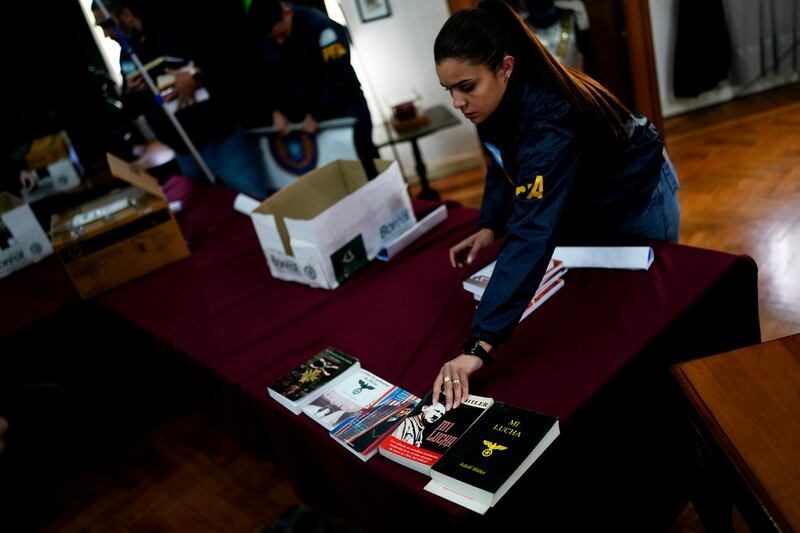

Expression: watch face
xmin=463 ymin=338 xmax=480 ymax=354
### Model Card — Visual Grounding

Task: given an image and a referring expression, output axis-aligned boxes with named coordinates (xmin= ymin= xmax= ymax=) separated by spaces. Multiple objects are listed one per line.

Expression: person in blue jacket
xmin=93 ymin=0 xmax=269 ymax=198
xmin=432 ymin=1 xmax=680 ymax=410
xmin=249 ymin=0 xmax=380 ymax=179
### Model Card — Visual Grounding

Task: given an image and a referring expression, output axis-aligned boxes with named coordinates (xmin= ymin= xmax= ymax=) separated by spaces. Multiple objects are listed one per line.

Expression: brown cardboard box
xmin=50 ymin=154 xmax=189 ymax=298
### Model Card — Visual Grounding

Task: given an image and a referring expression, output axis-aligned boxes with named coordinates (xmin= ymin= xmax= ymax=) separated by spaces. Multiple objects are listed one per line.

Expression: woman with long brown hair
xmin=432 ymin=0 xmax=680 ymax=409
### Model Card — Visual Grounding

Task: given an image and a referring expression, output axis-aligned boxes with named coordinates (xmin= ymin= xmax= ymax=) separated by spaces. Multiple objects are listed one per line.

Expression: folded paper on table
xmin=234 ymin=193 xmax=261 ymax=216
xmin=377 ymin=205 xmax=448 ymax=261
xmin=552 ymin=246 xmax=654 ymax=270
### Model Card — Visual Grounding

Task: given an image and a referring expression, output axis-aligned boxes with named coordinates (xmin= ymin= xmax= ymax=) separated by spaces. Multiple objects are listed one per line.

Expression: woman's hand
xmin=433 ymin=354 xmax=484 ymax=410
xmin=272 ymin=111 xmax=290 ymax=136
xmin=300 ymin=114 xmax=318 ymax=134
xmin=449 ymin=228 xmax=494 ymax=267
xmin=165 ymin=68 xmax=201 ymax=108
xmin=19 ymin=170 xmax=38 ymax=191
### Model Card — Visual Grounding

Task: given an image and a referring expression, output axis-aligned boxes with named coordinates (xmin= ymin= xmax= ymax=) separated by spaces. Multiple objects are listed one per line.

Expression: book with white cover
xmin=552 ymin=246 xmax=654 ymax=270
xmin=302 ymin=369 xmax=393 ymax=430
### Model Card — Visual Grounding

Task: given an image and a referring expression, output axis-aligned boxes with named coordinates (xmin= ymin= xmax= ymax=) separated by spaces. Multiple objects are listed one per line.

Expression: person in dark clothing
xmin=94 ymin=0 xmax=268 ymax=198
xmin=431 ymin=1 xmax=680 ymax=410
xmin=248 ymin=0 xmax=379 ymax=179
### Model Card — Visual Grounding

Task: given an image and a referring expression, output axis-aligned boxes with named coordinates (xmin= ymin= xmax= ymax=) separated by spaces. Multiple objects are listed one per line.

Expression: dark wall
xmin=3 ymin=0 xmax=116 ymax=187
xmin=583 ymin=0 xmax=635 ymax=110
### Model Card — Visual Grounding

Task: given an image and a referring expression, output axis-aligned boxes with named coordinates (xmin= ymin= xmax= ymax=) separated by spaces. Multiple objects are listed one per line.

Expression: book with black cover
xmin=379 ymin=390 xmax=493 ymax=475
xmin=267 ymin=347 xmax=360 ymax=415
xmin=425 ymin=402 xmax=559 ymax=514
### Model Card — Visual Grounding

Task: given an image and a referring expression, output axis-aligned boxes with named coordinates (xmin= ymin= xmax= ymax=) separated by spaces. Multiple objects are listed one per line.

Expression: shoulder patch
xmin=319 ymin=27 xmax=338 ymax=47
xmin=483 ymin=142 xmax=504 ymax=171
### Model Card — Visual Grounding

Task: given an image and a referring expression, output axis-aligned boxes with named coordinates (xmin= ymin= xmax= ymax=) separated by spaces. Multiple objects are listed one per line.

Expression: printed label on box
xmin=379 ymin=208 xmax=413 ymax=244
xmin=330 ymin=235 xmax=368 ymax=284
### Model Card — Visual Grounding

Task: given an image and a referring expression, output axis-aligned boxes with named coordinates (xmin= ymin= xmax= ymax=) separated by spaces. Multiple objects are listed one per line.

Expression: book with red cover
xmin=463 ymin=258 xmax=566 ymax=301
xmin=379 ymin=391 xmax=493 ymax=475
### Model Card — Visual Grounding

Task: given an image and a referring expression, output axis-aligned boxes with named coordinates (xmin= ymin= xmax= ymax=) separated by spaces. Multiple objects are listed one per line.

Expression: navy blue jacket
xmin=258 ymin=6 xmax=367 ymax=121
xmin=472 ymin=79 xmax=664 ymax=346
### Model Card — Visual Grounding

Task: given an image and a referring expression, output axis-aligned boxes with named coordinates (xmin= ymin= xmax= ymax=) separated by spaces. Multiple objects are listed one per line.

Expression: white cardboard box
xmin=0 ymin=194 xmax=54 ymax=279
xmin=251 ymin=160 xmax=415 ymax=289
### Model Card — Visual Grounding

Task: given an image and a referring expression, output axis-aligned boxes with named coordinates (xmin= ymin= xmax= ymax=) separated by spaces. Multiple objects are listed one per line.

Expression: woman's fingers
xmin=432 ymin=372 xmax=444 ymax=405
xmin=449 ymin=237 xmax=474 ymax=267
xmin=456 ymin=366 xmax=469 ymax=404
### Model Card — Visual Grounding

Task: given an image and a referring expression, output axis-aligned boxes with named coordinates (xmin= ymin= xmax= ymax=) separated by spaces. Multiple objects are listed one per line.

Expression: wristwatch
xmin=462 ymin=337 xmax=494 ymax=366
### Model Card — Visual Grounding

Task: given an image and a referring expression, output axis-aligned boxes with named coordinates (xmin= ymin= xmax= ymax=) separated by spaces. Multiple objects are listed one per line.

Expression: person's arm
xmin=449 ymin=154 xmax=512 ymax=267
xmin=472 ymin=102 xmax=580 ymax=346
xmin=478 ymin=154 xmax=514 ymax=237
xmin=435 ymin=97 xmax=581 ymax=409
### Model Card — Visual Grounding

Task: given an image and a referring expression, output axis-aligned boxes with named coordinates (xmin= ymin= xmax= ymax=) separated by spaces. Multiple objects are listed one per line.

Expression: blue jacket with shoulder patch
xmin=472 ymin=79 xmax=664 ymax=346
xmin=259 ymin=6 xmax=366 ymax=121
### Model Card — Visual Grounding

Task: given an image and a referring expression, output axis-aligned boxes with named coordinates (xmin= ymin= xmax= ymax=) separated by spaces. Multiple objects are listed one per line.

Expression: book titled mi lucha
xmin=425 ymin=402 xmax=559 ymax=514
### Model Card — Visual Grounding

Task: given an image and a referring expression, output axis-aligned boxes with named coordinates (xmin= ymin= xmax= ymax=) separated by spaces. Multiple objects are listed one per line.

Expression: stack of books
xmin=462 ymin=258 xmax=567 ymax=322
xmin=268 ymin=348 xmax=419 ymax=461
xmin=378 ymin=391 xmax=558 ymax=514
xmin=268 ymin=349 xmax=560 ymax=514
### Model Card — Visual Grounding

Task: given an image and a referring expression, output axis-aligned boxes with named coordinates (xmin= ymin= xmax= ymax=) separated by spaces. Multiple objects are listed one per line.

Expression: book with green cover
xmin=267 ymin=347 xmax=360 ymax=415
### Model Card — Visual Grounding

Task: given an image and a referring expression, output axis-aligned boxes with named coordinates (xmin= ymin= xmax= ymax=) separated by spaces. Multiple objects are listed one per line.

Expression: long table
xmin=2 ymin=177 xmax=761 ymax=530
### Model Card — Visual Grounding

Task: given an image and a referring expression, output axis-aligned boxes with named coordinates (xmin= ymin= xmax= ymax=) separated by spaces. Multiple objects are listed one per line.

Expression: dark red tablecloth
xmin=0 ymin=257 xmax=77 ymax=338
xmin=2 ymin=177 xmax=760 ymax=530
xmin=93 ymin=178 xmax=759 ymax=530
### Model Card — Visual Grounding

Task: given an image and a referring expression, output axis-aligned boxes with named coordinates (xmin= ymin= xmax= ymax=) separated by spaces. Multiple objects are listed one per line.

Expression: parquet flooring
xmin=666 ymin=97 xmax=800 ymax=341
xmin=7 ymin=412 xmax=301 ymax=533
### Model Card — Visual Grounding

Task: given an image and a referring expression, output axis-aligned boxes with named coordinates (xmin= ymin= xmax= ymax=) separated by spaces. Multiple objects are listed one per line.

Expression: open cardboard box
xmin=251 ymin=160 xmax=416 ymax=289
xmin=49 ymin=153 xmax=190 ymax=298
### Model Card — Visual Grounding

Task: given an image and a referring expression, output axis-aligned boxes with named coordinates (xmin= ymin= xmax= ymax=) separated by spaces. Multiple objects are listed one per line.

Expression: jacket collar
xmin=477 ymin=77 xmax=527 ymax=143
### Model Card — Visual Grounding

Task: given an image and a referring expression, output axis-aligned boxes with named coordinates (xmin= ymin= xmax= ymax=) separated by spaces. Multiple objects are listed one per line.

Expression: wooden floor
xmin=665 ymin=89 xmax=800 ymax=341
xmin=18 ymin=84 xmax=800 ymax=532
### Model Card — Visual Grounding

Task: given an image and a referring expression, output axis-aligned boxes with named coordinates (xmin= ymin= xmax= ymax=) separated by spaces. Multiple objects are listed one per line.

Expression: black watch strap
xmin=462 ymin=337 xmax=493 ymax=365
